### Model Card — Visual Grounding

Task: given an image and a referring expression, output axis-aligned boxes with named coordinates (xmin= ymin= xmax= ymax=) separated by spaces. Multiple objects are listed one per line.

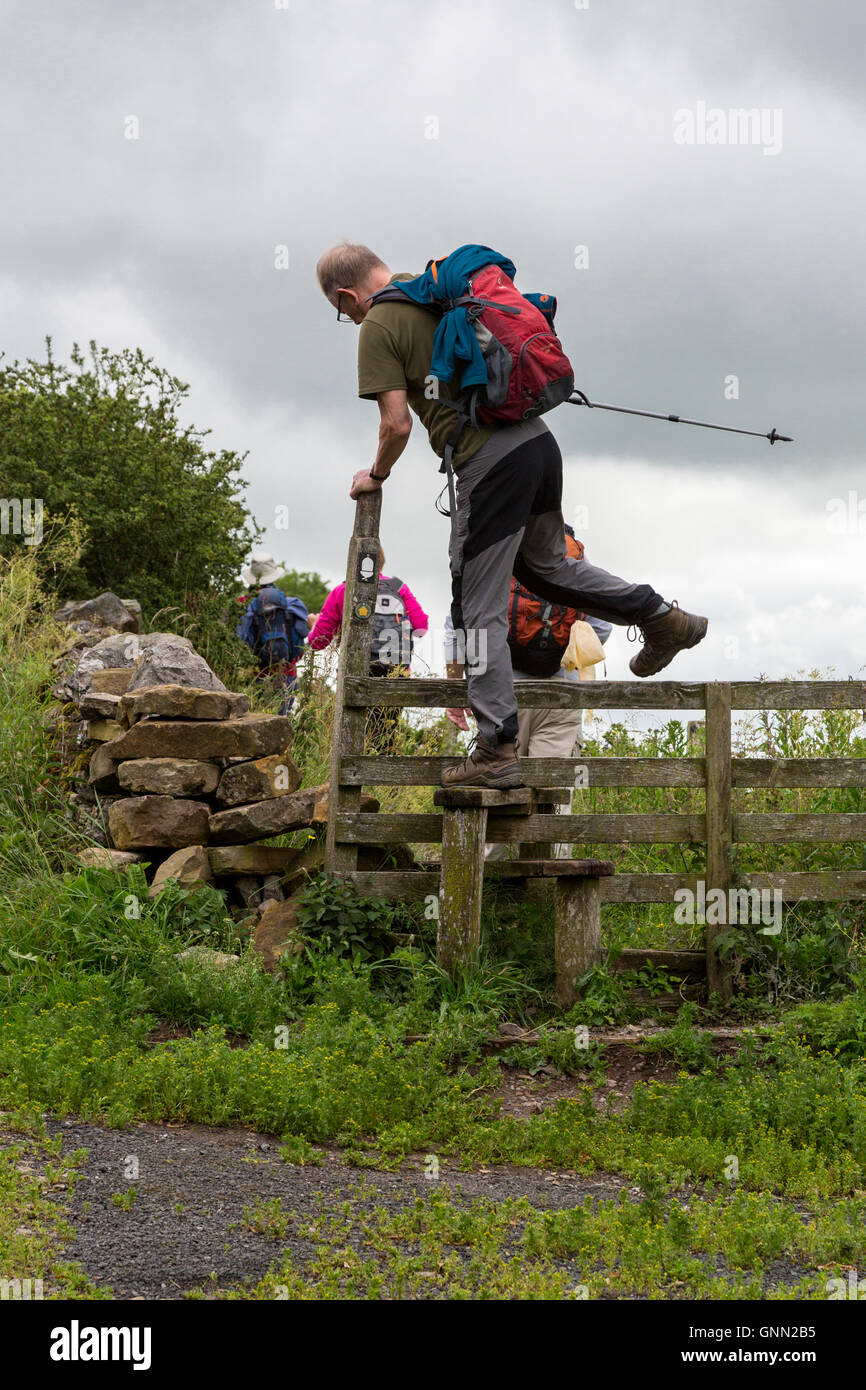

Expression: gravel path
xmin=2 ymin=1107 xmax=814 ymax=1300
xmin=31 ymin=1117 xmax=636 ymax=1299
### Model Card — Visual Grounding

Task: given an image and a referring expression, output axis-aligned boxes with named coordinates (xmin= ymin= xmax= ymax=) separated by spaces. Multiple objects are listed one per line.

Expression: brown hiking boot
xmin=440 ymin=736 xmax=526 ymax=789
xmin=628 ymin=601 xmax=708 ymax=677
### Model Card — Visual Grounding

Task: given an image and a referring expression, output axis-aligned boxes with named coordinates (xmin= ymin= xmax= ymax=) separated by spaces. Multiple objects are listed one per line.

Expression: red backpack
xmin=370 ymin=249 xmax=574 ymax=438
xmin=455 ymin=264 xmax=574 ymax=426
xmin=507 ymin=534 xmax=585 ymax=677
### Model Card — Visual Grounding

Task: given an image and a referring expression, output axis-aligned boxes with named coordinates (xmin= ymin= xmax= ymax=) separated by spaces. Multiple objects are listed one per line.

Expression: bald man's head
xmin=316 ymin=243 xmax=392 ymax=323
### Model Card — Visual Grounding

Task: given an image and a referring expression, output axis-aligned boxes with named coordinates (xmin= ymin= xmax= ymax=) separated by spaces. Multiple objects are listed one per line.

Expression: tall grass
xmin=0 ymin=549 xmax=86 ymax=883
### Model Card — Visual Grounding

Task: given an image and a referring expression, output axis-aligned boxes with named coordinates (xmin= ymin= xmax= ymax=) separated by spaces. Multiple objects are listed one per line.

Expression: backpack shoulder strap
xmin=236 ymin=603 xmax=256 ymax=644
xmin=368 ymin=286 xmax=442 ymax=316
xmin=508 ymin=579 xmax=521 ymax=636
xmin=378 ymin=574 xmax=403 ymax=595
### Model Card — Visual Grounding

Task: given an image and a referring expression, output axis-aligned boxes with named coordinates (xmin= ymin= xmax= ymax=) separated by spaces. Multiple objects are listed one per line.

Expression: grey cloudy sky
xmin=2 ymin=0 xmax=864 ymax=690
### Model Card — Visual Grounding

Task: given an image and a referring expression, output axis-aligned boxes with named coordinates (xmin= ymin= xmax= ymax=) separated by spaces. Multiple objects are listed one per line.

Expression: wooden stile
xmin=324 ymin=498 xmax=866 ymax=1002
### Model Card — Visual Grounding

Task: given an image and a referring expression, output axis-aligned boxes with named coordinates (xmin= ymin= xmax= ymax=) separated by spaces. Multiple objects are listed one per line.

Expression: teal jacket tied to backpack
xmin=382 ymin=245 xmax=517 ymax=392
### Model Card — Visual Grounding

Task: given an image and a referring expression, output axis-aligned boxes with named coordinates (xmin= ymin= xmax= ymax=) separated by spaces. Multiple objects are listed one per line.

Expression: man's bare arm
xmin=373 ymin=389 xmax=412 ymax=475
xmin=350 ymin=389 xmax=412 ymax=498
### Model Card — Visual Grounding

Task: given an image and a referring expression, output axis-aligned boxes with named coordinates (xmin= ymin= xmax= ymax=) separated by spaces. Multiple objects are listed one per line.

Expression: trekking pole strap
xmin=441 ymin=441 xmax=460 ymax=580
xmin=435 ymin=411 xmax=467 ymax=587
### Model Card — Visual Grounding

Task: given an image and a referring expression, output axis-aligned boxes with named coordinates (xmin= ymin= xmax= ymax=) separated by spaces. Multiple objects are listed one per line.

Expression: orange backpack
xmin=507 ymin=534 xmax=584 ymax=677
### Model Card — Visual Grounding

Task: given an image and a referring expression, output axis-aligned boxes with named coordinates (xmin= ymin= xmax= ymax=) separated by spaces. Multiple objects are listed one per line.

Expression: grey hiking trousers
xmin=448 ymin=419 xmax=664 ymax=745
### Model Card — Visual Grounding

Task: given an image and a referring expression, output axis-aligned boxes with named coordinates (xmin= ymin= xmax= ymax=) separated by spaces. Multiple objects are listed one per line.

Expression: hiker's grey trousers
xmin=449 ymin=420 xmax=664 ymax=745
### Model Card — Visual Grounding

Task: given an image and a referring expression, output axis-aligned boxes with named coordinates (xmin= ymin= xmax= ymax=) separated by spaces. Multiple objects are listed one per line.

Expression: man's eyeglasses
xmin=336 ymin=293 xmax=354 ymax=323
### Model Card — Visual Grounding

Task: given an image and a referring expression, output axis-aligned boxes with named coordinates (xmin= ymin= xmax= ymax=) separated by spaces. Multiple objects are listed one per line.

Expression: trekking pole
xmin=568 ymin=389 xmax=793 ymax=445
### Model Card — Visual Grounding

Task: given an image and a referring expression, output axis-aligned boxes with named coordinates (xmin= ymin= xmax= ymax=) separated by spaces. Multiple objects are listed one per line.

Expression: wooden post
xmin=435 ymin=787 xmax=533 ymax=973
xmin=554 ymin=878 xmax=602 ymax=1008
xmin=325 ymin=491 xmax=382 ymax=875
xmin=705 ymin=681 xmax=733 ymax=1001
xmin=522 ymin=796 xmax=557 ymax=861
xmin=438 ymin=805 xmax=489 ymax=972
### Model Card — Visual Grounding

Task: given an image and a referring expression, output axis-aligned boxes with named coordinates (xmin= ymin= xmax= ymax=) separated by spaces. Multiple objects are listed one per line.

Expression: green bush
xmin=780 ymin=983 xmax=866 ymax=1062
xmin=294 ymin=875 xmax=396 ymax=963
xmin=0 ymin=339 xmax=258 ymax=617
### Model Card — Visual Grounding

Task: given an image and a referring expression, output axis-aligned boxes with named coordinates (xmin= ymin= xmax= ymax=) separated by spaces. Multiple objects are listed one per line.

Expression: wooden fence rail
xmin=344 ymin=676 xmax=866 ymax=711
xmin=340 ymin=756 xmax=866 ymax=789
xmin=324 ymin=494 xmax=866 ymax=1002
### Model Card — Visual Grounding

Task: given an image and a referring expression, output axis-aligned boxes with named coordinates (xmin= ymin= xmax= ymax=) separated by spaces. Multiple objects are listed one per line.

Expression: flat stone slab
xmin=119 ymin=685 xmax=250 ymax=726
xmin=79 ymin=691 xmax=122 ymax=720
xmin=209 ymin=785 xmax=379 ymax=846
xmin=118 ymin=758 xmax=220 ymax=797
xmin=215 ymin=753 xmax=301 ymax=807
xmin=110 ymin=712 xmax=292 ymax=762
xmin=109 ymin=796 xmax=211 ymax=850
xmin=433 ymin=787 xmax=534 ymax=812
xmin=208 ymin=845 xmax=306 ymax=875
xmin=89 ymin=668 xmax=134 ymax=696
xmin=209 ymin=786 xmax=322 ymax=844
xmin=86 ymin=718 xmax=124 ymax=742
xmin=484 ymin=858 xmax=615 ymax=878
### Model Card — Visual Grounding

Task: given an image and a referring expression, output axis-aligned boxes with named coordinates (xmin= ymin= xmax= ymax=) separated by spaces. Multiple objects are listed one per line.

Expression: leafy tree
xmin=276 ymin=568 xmax=332 ymax=614
xmin=0 ymin=339 xmax=260 ymax=617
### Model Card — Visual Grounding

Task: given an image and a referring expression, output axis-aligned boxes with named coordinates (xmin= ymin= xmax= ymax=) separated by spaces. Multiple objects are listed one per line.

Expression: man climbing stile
xmin=316 ymin=242 xmax=708 ymax=788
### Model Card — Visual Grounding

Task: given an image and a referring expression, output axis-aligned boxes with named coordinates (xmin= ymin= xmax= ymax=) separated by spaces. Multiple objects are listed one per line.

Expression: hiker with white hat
xmin=241 ymin=551 xmax=285 ymax=588
xmin=236 ymin=553 xmax=310 ymax=714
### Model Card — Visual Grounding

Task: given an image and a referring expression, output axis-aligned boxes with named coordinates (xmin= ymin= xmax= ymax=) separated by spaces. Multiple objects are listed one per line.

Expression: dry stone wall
xmin=50 ymin=590 xmax=384 ymax=969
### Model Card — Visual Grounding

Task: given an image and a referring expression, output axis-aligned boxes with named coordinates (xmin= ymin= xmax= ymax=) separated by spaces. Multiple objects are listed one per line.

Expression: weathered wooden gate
xmin=325 ymin=493 xmax=866 ymax=1001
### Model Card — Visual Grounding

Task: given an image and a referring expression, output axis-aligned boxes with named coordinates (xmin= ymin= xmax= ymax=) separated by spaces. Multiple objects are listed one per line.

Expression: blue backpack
xmin=237 ymin=585 xmax=308 ymax=668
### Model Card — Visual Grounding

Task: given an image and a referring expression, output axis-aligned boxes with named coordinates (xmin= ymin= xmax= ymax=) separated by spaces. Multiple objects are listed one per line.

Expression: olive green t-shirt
xmin=357 ymin=273 xmax=497 ymax=468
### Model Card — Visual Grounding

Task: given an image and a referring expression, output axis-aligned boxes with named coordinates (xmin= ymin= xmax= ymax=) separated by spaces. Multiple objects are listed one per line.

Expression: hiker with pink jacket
xmin=307 ymin=546 xmax=429 ymax=752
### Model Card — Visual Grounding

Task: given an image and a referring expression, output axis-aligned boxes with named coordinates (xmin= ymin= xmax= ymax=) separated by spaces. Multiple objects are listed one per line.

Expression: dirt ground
xmin=490 ymin=1024 xmax=746 ymax=1116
